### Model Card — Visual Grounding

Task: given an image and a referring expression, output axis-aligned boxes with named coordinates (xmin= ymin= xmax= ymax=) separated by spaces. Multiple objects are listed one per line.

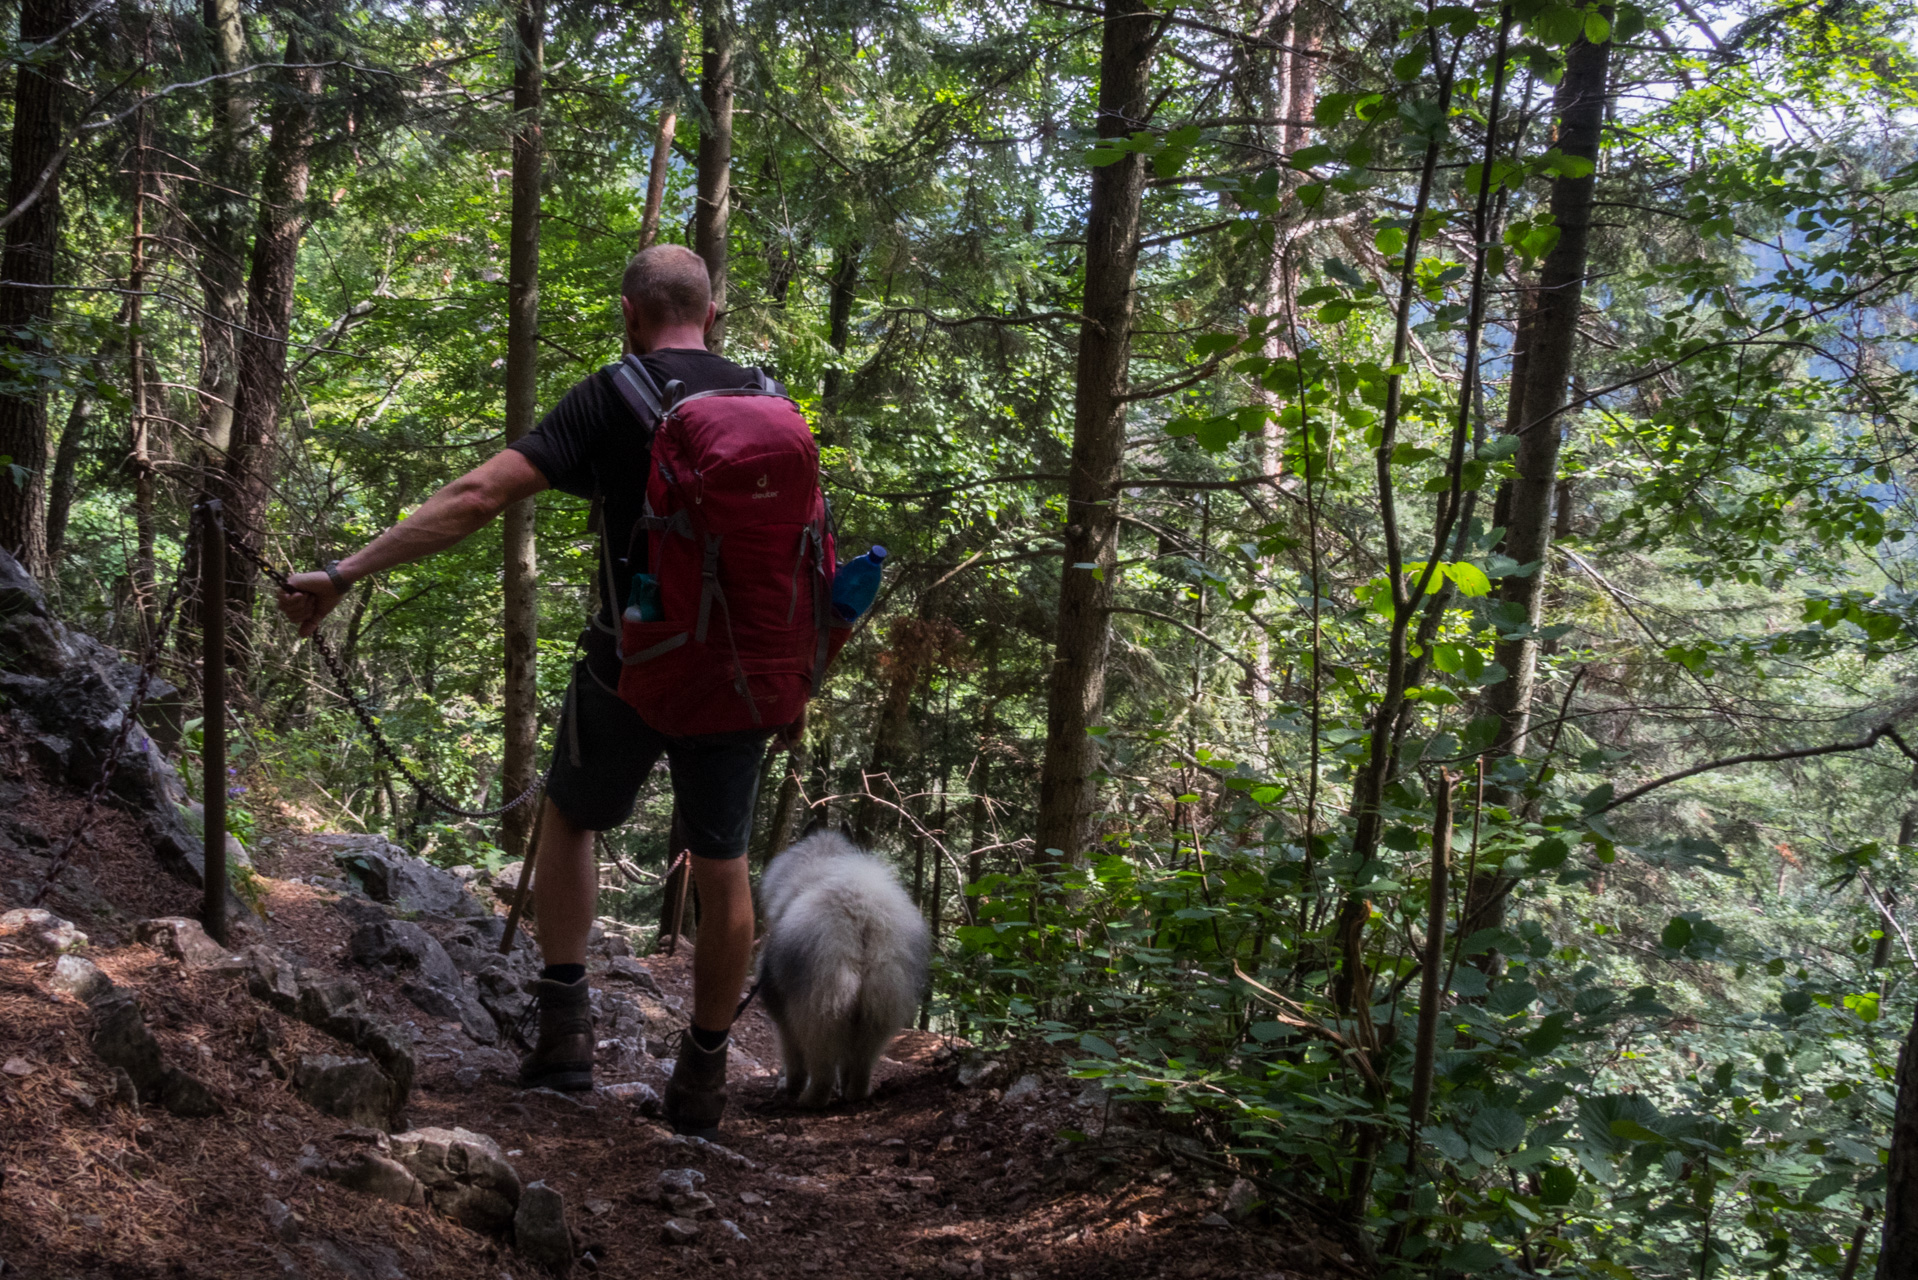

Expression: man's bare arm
xmin=276 ymin=450 xmax=550 ymax=637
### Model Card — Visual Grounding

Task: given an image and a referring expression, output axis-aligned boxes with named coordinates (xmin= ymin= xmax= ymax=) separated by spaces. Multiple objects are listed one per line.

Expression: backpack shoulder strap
xmin=610 ymin=353 xmax=670 ymax=425
xmin=748 ymin=367 xmax=786 ymax=397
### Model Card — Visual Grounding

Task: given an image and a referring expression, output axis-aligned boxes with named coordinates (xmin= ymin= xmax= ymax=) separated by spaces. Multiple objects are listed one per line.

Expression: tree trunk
xmin=1033 ymin=0 xmax=1158 ymax=868
xmin=500 ymin=0 xmax=544 ymax=863
xmin=43 ymin=385 xmax=90 ymax=567
xmin=638 ymin=103 xmax=676 ymax=253
xmin=195 ymin=0 xmax=251 ymax=468
xmin=129 ymin=77 xmax=158 ymax=641
xmin=693 ymin=0 xmax=733 ymax=350
xmin=1473 ymin=26 xmax=1612 ymax=933
xmin=822 ymin=242 xmax=861 ymax=404
xmin=1881 ymin=1002 xmax=1918 ymax=1280
xmin=222 ymin=41 xmax=322 ymax=668
xmin=0 ymin=0 xmax=70 ymax=576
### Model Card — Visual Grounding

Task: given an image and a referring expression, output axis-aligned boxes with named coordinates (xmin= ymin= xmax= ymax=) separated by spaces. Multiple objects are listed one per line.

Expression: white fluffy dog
xmin=756 ymin=828 xmax=931 ymax=1108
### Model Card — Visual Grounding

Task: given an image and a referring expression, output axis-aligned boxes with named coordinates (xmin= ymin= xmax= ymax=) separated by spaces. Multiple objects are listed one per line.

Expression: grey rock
xmin=475 ymin=966 xmax=533 ymax=1037
xmin=303 ymin=1150 xmax=425 ymax=1208
xmin=0 ymin=547 xmax=48 ymax=618
xmin=158 ymin=1067 xmax=221 ymax=1118
xmin=322 ymin=835 xmax=485 ymax=919
xmin=599 ymin=1081 xmax=661 ymax=1115
xmin=1224 ymin=1176 xmax=1262 ymax=1220
xmin=390 ymin=1126 xmax=521 ymax=1233
xmin=657 ymin=1167 xmax=706 ymax=1201
xmin=716 ymin=1219 xmax=749 ymax=1243
xmin=659 ymin=1219 xmax=701 ymax=1246
xmin=1003 ymin=1074 xmax=1043 ymax=1105
xmin=136 ymin=916 xmax=234 ymax=969
xmin=434 ymin=1180 xmax=521 ymax=1234
xmin=245 ymin=945 xmax=303 ymax=1011
xmin=47 ymin=954 xmax=112 ymax=1004
xmin=399 ymin=979 xmax=498 ymax=1045
xmin=1199 ymin=1211 xmax=1231 ymax=1229
xmin=595 ymin=990 xmax=646 ymax=1040
xmin=88 ymin=992 xmax=166 ymax=1098
xmin=953 ymin=1052 xmax=1005 ymax=1090
xmin=349 ymin=919 xmax=459 ymax=988
xmin=601 ymin=956 xmax=660 ymax=995
xmin=298 ymin=975 xmax=367 ymax=1025
xmin=27 ymin=732 xmax=70 ymax=774
xmin=263 ymin=1196 xmax=300 ymax=1243
xmin=300 ymin=1238 xmax=407 ymax=1280
xmin=513 ymin=1180 xmax=574 ymax=1275
xmin=654 ymin=1168 xmax=718 ymax=1214
xmin=88 ymin=991 xmax=220 ymax=1117
xmin=0 ymin=907 xmax=86 ymax=954
xmin=293 ymin=1055 xmax=400 ymax=1130
xmin=349 ymin=917 xmax=496 ymax=1043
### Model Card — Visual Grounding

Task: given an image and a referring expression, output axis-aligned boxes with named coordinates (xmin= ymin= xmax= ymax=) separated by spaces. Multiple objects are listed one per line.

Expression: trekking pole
xmin=666 ymin=849 xmax=691 ymax=956
xmin=498 ymin=796 xmax=547 ymax=955
xmin=200 ymin=500 xmax=228 ymax=947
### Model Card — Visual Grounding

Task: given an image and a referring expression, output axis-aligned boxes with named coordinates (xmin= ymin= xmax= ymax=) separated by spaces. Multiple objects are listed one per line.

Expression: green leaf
xmin=1447 ymin=562 xmax=1493 ymax=596
xmin=1323 ymin=258 xmax=1366 ymax=288
xmin=1373 ymin=225 xmax=1407 ymax=257
xmin=1443 ymin=1243 xmax=1504 ymax=1273
xmin=1288 ymin=142 xmax=1334 ymax=171
xmin=1609 ymin=1118 xmax=1663 ymax=1143
xmin=1535 ymin=3 xmax=1583 ymax=45
xmin=1539 ymin=1164 xmax=1578 ymax=1206
xmin=1584 ymin=11 xmax=1611 ymax=43
xmin=1313 ymin=93 xmax=1355 ymax=127
xmin=1391 ymin=48 xmax=1429 ymax=80
xmin=1660 ymin=916 xmax=1693 ymax=950
xmin=1450 ymin=966 xmax=1490 ymax=998
xmin=1527 ymin=837 xmax=1571 ymax=871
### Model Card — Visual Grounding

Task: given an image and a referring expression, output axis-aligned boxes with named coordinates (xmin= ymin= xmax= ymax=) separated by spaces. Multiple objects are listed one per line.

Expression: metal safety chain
xmin=219 ymin=525 xmax=543 ymax=821
xmin=31 ymin=514 xmax=201 ymax=905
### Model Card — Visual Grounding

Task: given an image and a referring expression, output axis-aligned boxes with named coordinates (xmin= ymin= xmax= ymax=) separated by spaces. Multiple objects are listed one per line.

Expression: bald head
xmin=623 ymin=244 xmax=711 ymax=328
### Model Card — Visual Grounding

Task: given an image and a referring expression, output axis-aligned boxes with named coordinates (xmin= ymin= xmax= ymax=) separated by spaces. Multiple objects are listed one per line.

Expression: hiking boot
xmin=663 ymin=1028 xmax=729 ymax=1136
xmin=518 ymin=976 xmax=594 ymax=1092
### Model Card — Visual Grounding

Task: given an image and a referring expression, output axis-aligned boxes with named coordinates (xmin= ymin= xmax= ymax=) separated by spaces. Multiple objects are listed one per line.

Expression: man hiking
xmin=277 ymin=244 xmax=823 ymax=1137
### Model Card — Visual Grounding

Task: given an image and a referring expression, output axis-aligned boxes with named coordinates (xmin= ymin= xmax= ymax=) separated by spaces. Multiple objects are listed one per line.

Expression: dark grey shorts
xmin=546 ymin=659 xmax=771 ymax=858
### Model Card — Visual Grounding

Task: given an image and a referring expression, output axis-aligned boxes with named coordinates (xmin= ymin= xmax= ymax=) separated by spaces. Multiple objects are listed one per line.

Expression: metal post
xmin=201 ymin=501 xmax=227 ymax=945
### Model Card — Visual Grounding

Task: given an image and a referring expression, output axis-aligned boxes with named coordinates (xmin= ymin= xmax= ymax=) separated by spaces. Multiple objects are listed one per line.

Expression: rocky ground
xmin=0 ymin=556 xmax=1364 ymax=1280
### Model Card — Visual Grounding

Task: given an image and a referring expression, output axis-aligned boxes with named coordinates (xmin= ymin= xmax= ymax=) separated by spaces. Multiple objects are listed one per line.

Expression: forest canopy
xmin=6 ymin=0 xmax=1918 ymax=1273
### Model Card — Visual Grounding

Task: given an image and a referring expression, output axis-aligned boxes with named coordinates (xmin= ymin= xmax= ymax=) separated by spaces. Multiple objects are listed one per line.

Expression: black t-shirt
xmin=508 ymin=346 xmax=764 ymax=680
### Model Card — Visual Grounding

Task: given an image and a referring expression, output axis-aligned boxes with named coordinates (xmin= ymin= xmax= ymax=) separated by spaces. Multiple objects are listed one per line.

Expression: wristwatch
xmin=322 ymin=560 xmax=351 ymax=593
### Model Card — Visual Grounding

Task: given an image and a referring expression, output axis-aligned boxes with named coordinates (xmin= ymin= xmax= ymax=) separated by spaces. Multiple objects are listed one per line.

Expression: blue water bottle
xmin=831 ymin=546 xmax=887 ymax=623
xmin=625 ymin=573 xmax=662 ymax=623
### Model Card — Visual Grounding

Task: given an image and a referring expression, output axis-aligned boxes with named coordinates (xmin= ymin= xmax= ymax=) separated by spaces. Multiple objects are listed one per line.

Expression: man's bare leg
xmin=519 ymin=798 xmax=598 ymax=1091
xmin=530 ymin=798 xmax=596 ymax=966
xmin=688 ymin=853 xmax=755 ymax=1032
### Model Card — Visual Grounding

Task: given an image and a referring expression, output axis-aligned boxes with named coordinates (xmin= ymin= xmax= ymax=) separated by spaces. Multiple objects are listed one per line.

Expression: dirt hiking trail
xmin=1 ymin=776 xmax=1361 ymax=1280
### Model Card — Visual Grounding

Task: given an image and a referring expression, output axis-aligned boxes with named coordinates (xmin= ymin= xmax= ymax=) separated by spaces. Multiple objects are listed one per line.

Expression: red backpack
xmin=606 ymin=355 xmax=847 ymax=736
